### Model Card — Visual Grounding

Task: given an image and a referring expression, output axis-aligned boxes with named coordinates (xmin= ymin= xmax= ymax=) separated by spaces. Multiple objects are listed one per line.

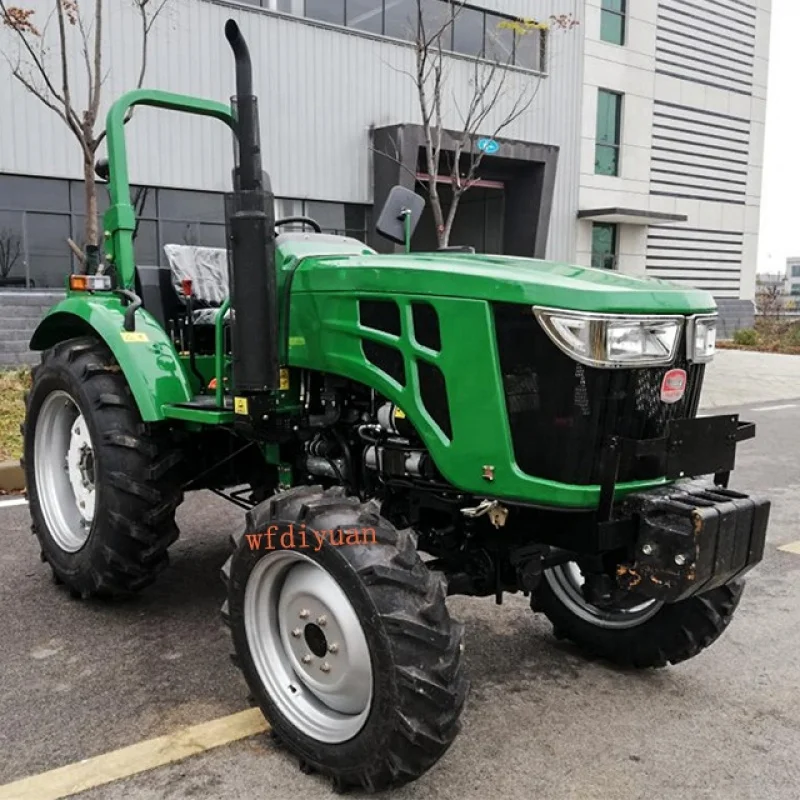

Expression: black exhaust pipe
xmin=224 ymin=19 xmax=280 ymax=396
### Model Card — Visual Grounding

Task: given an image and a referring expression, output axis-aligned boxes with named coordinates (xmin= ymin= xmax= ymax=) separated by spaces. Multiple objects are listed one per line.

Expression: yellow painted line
xmin=0 ymin=708 xmax=269 ymax=800
xmin=778 ymin=540 xmax=800 ymax=555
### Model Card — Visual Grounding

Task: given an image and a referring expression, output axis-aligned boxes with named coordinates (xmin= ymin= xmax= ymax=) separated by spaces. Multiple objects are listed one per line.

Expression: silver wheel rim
xmin=33 ymin=390 xmax=96 ymax=553
xmin=244 ymin=550 xmax=373 ymax=743
xmin=545 ymin=562 xmax=663 ymax=630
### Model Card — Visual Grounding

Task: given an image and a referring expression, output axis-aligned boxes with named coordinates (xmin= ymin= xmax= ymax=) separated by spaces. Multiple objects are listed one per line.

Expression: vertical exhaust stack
xmin=224 ymin=19 xmax=280 ymax=395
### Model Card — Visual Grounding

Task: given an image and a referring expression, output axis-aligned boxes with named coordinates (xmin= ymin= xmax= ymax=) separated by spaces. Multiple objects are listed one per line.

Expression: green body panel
xmin=280 ymin=246 xmax=716 ymax=508
xmin=30 ymin=294 xmax=193 ymax=421
xmin=289 ymin=252 xmax=717 ymax=315
xmin=286 ymin=289 xmax=675 ymax=509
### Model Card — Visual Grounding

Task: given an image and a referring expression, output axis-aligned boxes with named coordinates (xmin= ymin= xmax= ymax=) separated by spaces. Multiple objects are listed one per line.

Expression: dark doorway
xmin=413 ymin=181 xmax=505 ymax=253
xmin=371 ymin=124 xmax=559 ymax=257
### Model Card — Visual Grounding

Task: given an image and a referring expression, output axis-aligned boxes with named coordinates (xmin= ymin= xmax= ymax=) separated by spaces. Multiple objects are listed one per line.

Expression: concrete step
xmin=0 ymin=306 xmax=50 ymax=320
xmin=0 ymin=293 xmax=62 ymax=306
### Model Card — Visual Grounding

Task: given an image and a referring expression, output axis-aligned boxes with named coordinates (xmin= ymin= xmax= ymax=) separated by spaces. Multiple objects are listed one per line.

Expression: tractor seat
xmin=163 ymin=244 xmax=231 ymax=325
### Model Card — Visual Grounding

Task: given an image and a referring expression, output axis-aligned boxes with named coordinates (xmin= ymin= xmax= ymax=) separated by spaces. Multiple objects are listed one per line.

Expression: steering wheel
xmin=275 ymin=216 xmax=322 ymax=233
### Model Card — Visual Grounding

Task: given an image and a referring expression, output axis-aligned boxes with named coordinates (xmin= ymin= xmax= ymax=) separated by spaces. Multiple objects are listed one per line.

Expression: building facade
xmin=786 ymin=257 xmax=800 ymax=296
xmin=0 ymin=0 xmax=771 ymax=344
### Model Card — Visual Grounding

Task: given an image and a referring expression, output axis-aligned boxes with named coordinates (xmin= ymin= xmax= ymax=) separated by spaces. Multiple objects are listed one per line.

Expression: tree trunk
xmin=82 ymin=154 xmax=98 ymax=273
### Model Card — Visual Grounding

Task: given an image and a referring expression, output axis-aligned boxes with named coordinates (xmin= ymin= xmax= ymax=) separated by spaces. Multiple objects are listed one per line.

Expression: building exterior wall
xmin=577 ymin=0 xmax=771 ymax=305
xmin=0 ymin=0 xmax=584 ymax=272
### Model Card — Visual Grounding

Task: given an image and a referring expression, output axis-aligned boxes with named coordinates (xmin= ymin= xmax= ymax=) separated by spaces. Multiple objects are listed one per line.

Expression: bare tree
xmin=0 ymin=0 xmax=168 ymax=271
xmin=377 ymin=3 xmax=578 ymax=249
xmin=0 ymin=227 xmax=23 ymax=280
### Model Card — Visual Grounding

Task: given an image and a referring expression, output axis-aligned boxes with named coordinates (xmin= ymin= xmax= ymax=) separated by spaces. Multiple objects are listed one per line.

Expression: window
xmin=305 ymin=0 xmax=345 ymax=26
xmin=600 ymin=0 xmax=626 ymax=45
xmin=347 ymin=0 xmax=384 ymax=33
xmin=595 ymin=89 xmax=622 ymax=176
xmin=383 ymin=0 xmax=417 ymax=41
xmin=265 ymin=0 xmax=545 ymax=71
xmin=792 ymin=265 xmax=800 ymax=278
xmin=484 ymin=12 xmax=515 ymax=64
xmin=452 ymin=5 xmax=484 ymax=57
xmin=591 ymin=223 xmax=618 ymax=270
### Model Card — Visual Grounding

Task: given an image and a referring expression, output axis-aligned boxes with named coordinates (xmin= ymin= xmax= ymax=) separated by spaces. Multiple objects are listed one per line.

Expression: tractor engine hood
xmin=289 ymin=252 xmax=716 ymax=316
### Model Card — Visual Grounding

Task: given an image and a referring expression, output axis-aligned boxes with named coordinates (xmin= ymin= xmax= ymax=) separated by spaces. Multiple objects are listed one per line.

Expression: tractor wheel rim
xmin=34 ymin=390 xmax=95 ymax=553
xmin=544 ymin=562 xmax=663 ymax=630
xmin=244 ymin=550 xmax=373 ymax=743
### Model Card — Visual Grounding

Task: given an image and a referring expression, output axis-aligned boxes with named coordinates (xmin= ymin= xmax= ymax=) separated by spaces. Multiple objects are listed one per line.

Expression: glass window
xmin=133 ymin=219 xmax=160 ymax=266
xmin=306 ymin=0 xmax=345 ymax=25
xmin=26 ymin=212 xmax=72 ymax=288
xmin=418 ymin=0 xmax=451 ymax=44
xmin=346 ymin=0 xmax=383 ymax=34
xmin=160 ymin=221 xmax=201 ymax=249
xmin=0 ymin=175 xmax=69 ymax=213
xmin=484 ymin=12 xmax=515 ymax=63
xmin=600 ymin=0 xmax=626 ymax=45
xmin=591 ymin=223 xmax=618 ymax=270
xmin=514 ymin=27 xmax=544 ymax=71
xmin=158 ymin=189 xmax=225 ymax=223
xmin=452 ymin=5 xmax=484 ymax=57
xmin=306 ymin=201 xmax=346 ymax=233
xmin=0 ymin=211 xmax=26 ymax=287
xmin=383 ymin=0 xmax=417 ymax=41
xmin=276 ymin=0 xmax=303 ymax=13
xmin=792 ymin=265 xmax=800 ymax=278
xmin=595 ymin=89 xmax=622 ymax=176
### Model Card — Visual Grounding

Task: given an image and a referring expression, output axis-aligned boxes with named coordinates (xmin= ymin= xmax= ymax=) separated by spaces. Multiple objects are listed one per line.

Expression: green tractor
xmin=23 ymin=20 xmax=769 ymax=791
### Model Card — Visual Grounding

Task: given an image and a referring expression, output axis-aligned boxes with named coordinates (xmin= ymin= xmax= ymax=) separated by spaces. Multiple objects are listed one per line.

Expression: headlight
xmin=686 ymin=314 xmax=717 ymax=363
xmin=533 ymin=307 xmax=683 ymax=368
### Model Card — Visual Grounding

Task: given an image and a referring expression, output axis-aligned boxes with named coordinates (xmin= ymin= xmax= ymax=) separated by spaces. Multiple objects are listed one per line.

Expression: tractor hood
xmin=290 ymin=252 xmax=716 ymax=315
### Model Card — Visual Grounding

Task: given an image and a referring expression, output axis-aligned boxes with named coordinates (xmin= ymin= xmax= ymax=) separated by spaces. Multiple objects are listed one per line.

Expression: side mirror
xmin=94 ymin=158 xmax=110 ymax=182
xmin=376 ymin=186 xmax=425 ymax=250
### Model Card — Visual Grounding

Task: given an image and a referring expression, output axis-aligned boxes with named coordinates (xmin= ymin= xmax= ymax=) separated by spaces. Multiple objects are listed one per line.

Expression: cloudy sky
xmin=757 ymin=0 xmax=797 ymax=274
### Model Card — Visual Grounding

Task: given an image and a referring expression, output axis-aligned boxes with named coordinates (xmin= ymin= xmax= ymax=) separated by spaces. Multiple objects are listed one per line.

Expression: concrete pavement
xmin=2 ymin=353 xmax=800 ymax=799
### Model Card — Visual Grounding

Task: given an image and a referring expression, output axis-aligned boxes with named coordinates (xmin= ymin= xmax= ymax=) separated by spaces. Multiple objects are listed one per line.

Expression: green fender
xmin=29 ymin=294 xmax=193 ymax=421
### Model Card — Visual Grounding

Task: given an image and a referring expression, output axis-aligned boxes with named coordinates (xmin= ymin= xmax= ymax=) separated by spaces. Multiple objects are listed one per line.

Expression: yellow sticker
xmin=279 ymin=368 xmax=290 ymax=391
xmin=394 ymin=407 xmax=406 ymax=419
xmin=121 ymin=331 xmax=148 ymax=343
xmin=288 ymin=336 xmax=306 ymax=347
xmin=234 ymin=397 xmax=249 ymax=415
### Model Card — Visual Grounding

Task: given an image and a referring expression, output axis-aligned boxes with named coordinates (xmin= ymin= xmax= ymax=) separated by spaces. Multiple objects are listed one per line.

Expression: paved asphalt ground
xmin=2 ymin=352 xmax=800 ymax=799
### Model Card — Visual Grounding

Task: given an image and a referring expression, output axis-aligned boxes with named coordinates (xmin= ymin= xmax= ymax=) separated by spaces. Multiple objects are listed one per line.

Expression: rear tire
xmin=534 ymin=562 xmax=744 ymax=668
xmin=23 ymin=336 xmax=183 ymax=598
xmin=222 ymin=486 xmax=468 ymax=792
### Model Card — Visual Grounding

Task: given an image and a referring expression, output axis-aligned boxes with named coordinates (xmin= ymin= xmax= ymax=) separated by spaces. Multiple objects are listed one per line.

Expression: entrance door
xmin=412 ymin=179 xmax=505 ymax=254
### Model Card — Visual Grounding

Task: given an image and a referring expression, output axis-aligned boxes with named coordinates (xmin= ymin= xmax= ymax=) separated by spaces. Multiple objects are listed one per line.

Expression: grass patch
xmin=0 ymin=368 xmax=29 ymax=462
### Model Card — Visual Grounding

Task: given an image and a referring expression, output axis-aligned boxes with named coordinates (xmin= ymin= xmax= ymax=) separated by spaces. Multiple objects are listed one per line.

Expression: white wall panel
xmin=0 ymin=0 xmax=585 ymax=261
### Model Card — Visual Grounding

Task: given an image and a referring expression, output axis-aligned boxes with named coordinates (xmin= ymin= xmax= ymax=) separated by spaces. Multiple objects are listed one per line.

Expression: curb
xmin=0 ymin=460 xmax=25 ymax=493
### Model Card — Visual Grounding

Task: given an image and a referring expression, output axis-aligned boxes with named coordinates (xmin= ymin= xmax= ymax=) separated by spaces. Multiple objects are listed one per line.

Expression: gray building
xmin=0 ymin=0 xmax=771 ymax=362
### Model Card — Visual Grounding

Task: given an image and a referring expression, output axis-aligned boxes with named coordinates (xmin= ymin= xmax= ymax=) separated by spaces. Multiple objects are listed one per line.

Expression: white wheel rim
xmin=545 ymin=562 xmax=663 ymax=630
xmin=33 ymin=390 xmax=96 ymax=553
xmin=244 ymin=550 xmax=373 ymax=743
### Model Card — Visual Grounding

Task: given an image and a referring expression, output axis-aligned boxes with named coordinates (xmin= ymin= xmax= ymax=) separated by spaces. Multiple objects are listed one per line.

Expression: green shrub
xmin=733 ymin=328 xmax=758 ymax=346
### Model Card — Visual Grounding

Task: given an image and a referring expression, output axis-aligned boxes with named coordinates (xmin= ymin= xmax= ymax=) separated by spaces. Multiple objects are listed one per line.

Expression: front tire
xmin=222 ymin=486 xmax=468 ymax=792
xmin=24 ymin=336 xmax=183 ymax=598
xmin=534 ymin=562 xmax=744 ymax=668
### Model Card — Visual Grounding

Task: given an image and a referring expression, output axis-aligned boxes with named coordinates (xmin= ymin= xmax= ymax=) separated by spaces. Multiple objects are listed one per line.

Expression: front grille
xmin=493 ymin=303 xmax=705 ymax=485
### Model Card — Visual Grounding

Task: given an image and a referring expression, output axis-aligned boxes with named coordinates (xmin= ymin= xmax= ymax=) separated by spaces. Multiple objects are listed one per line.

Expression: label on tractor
xmin=120 ymin=331 xmax=148 ymax=343
xmin=661 ymin=368 xmax=687 ymax=404
xmin=279 ymin=368 xmax=290 ymax=391
xmin=234 ymin=397 xmax=249 ymax=415
xmin=394 ymin=407 xmax=406 ymax=419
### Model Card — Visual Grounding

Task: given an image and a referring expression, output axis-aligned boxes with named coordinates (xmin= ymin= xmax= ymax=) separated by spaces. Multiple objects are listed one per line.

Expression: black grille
xmin=493 ymin=303 xmax=705 ymax=485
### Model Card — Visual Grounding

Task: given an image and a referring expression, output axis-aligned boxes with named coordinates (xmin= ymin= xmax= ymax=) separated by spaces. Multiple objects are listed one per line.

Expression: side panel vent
xmin=417 ymin=360 xmax=452 ymax=440
xmin=359 ymin=299 xmax=401 ymax=336
xmin=363 ymin=340 xmax=405 ymax=387
xmin=412 ymin=302 xmax=441 ymax=352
